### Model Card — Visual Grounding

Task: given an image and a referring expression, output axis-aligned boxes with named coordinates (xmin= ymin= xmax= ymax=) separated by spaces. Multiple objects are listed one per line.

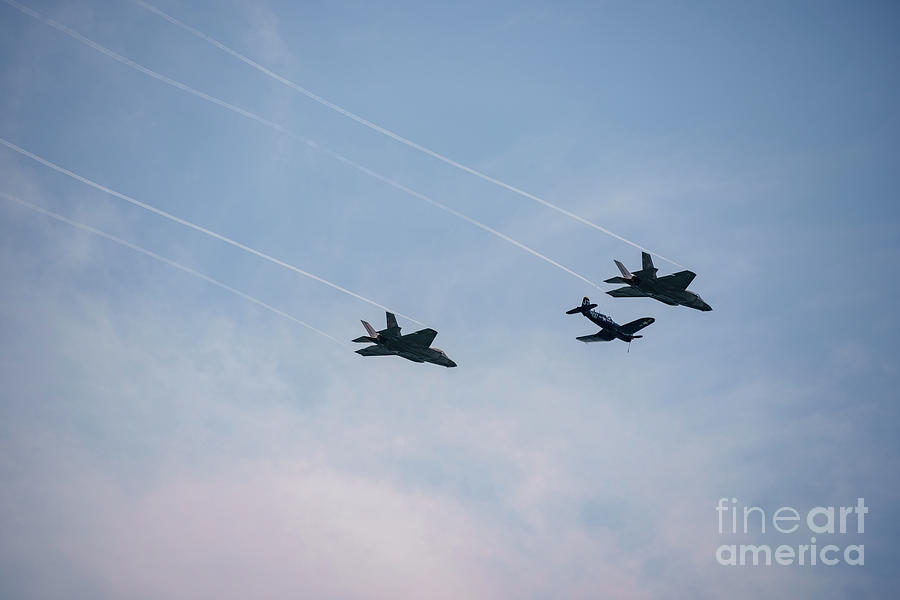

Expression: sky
xmin=1 ymin=0 xmax=899 ymax=598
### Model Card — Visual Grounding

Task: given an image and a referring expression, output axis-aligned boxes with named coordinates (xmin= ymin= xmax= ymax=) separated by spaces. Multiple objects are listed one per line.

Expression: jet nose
xmin=446 ymin=359 xmax=458 ymax=368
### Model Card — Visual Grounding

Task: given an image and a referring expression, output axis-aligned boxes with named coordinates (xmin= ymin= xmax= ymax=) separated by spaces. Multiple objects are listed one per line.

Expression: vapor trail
xmin=0 ymin=191 xmax=347 ymax=348
xmin=0 ymin=137 xmax=425 ymax=325
xmin=2 ymin=0 xmax=602 ymax=289
xmin=316 ymin=146 xmax=601 ymax=288
xmin=131 ymin=0 xmax=684 ymax=268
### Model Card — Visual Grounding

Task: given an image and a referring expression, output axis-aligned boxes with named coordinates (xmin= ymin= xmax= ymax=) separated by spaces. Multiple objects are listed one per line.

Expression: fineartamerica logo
xmin=715 ymin=497 xmax=867 ymax=567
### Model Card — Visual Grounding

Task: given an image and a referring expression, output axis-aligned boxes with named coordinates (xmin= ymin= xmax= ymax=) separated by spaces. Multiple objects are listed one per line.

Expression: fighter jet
xmin=604 ymin=252 xmax=712 ymax=311
xmin=565 ymin=297 xmax=654 ymax=345
xmin=353 ymin=312 xmax=457 ymax=368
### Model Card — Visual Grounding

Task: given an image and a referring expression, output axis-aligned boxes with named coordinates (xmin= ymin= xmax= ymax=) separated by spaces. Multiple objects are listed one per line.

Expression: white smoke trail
xmin=317 ymin=146 xmax=601 ymax=288
xmin=0 ymin=137 xmax=425 ymax=325
xmin=1 ymin=0 xmax=603 ymax=289
xmin=131 ymin=0 xmax=684 ymax=269
xmin=0 ymin=191 xmax=347 ymax=348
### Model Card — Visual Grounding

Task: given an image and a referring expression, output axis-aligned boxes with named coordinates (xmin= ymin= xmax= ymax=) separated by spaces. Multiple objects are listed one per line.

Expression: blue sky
xmin=1 ymin=1 xmax=899 ymax=598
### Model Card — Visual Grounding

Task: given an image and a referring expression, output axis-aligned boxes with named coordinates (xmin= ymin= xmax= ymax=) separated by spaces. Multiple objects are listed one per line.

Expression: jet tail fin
xmin=566 ymin=296 xmax=598 ymax=314
xmin=386 ymin=312 xmax=399 ymax=330
xmin=614 ymin=260 xmax=633 ymax=280
xmin=636 ymin=252 xmax=659 ymax=278
xmin=361 ymin=320 xmax=379 ymax=339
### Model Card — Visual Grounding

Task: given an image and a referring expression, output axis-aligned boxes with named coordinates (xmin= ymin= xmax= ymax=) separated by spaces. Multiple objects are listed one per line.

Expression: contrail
xmin=1 ymin=0 xmax=602 ymax=289
xmin=0 ymin=137 xmax=425 ymax=325
xmin=312 ymin=144 xmax=601 ymax=289
xmin=0 ymin=191 xmax=347 ymax=348
xmin=131 ymin=0 xmax=684 ymax=269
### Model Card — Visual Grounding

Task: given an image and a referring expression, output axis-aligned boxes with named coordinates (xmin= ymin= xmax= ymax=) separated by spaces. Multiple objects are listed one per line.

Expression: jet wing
xmin=356 ymin=345 xmax=394 ymax=356
xmin=657 ymin=270 xmax=696 ymax=290
xmin=606 ymin=286 xmax=647 ymax=298
xmin=400 ymin=328 xmax=438 ymax=347
xmin=576 ymin=330 xmax=616 ymax=343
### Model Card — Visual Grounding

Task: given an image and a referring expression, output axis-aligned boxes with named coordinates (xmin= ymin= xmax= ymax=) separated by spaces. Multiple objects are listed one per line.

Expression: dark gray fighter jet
xmin=604 ymin=252 xmax=712 ymax=311
xmin=565 ymin=297 xmax=654 ymax=345
xmin=353 ymin=312 xmax=457 ymax=368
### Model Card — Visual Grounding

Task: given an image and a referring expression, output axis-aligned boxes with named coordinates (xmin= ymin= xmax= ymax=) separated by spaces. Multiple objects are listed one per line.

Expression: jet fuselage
xmin=376 ymin=333 xmax=457 ymax=367
xmin=353 ymin=313 xmax=457 ymax=367
xmin=626 ymin=275 xmax=712 ymax=311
